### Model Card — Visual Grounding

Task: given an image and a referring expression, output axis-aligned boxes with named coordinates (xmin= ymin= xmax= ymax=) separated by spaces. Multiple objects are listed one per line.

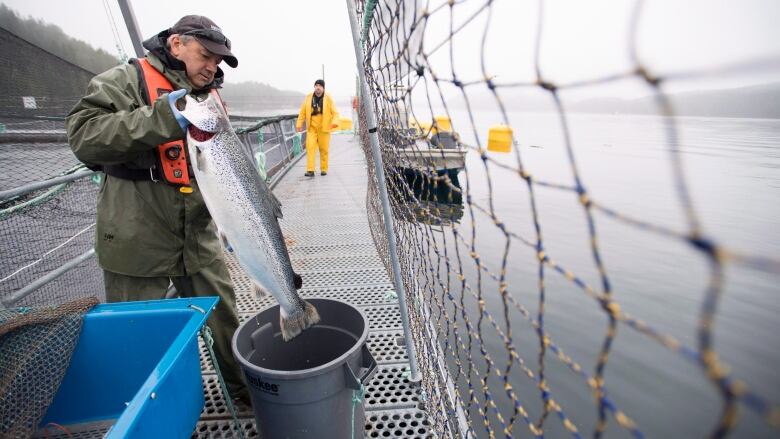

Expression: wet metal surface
xmin=194 ymin=135 xmax=431 ymax=438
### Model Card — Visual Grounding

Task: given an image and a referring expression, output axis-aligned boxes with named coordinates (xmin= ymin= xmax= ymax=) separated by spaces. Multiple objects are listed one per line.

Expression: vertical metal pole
xmin=353 ymin=75 xmax=360 ymax=135
xmin=345 ymin=0 xmax=421 ymax=383
xmin=117 ymin=0 xmax=145 ymax=57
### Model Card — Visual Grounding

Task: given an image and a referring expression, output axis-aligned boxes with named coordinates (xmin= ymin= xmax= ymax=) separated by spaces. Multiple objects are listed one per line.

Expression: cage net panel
xmin=354 ymin=1 xmax=780 ymax=438
xmin=1 ymin=173 xmax=102 ymax=308
xmin=0 ymin=296 xmax=99 ymax=438
xmin=234 ymin=115 xmax=305 ymax=182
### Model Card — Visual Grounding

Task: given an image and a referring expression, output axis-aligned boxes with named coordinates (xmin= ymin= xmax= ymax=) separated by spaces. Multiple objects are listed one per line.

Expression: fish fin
xmin=280 ymin=300 xmax=320 ymax=341
xmin=270 ymin=190 xmax=283 ymax=219
xmin=219 ymin=230 xmax=233 ymax=252
xmin=252 ymin=280 xmax=268 ymax=297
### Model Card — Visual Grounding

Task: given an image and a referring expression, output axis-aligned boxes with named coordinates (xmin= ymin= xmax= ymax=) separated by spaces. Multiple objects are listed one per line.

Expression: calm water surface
xmin=419 ymin=112 xmax=779 ymax=438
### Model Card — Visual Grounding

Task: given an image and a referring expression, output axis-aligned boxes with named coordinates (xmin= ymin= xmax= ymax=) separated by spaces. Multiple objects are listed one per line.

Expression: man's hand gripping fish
xmin=179 ymin=92 xmax=319 ymax=341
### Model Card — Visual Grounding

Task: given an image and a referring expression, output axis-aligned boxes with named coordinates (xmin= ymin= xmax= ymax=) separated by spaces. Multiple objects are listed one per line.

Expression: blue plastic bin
xmin=39 ymin=297 xmax=218 ymax=438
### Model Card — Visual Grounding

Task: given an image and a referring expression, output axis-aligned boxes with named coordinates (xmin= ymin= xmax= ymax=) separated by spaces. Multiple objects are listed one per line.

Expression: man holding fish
xmin=67 ymin=15 xmax=318 ymax=408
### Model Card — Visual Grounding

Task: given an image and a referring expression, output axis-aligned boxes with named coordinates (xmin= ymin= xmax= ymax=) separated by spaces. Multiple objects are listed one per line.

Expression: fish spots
xmin=193 ymin=105 xmax=304 ymax=315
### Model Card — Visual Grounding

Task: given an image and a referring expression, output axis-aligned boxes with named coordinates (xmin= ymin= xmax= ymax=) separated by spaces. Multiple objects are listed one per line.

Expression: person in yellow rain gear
xmin=296 ymin=79 xmax=339 ymax=177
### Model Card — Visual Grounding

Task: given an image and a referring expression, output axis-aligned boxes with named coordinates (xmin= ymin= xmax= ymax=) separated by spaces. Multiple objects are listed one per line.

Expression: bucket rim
xmin=232 ymin=298 xmax=370 ymax=380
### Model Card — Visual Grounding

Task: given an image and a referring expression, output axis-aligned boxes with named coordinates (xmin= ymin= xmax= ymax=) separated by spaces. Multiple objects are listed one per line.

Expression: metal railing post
xmin=0 ymin=249 xmax=96 ymax=309
xmin=0 ymin=170 xmax=95 ymax=202
xmin=345 ymin=0 xmax=421 ymax=383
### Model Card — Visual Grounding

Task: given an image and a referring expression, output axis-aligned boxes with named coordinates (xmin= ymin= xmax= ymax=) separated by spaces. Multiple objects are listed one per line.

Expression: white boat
xmin=396 ymin=137 xmax=467 ymax=172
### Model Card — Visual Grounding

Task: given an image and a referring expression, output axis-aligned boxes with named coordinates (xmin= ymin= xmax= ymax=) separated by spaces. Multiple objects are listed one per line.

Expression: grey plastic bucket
xmin=232 ymin=298 xmax=377 ymax=439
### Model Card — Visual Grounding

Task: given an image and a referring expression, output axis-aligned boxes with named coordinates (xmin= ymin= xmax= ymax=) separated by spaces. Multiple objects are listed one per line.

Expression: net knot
xmin=537 ymin=80 xmax=557 ymax=92
xmin=689 ymin=235 xmax=717 ymax=257
xmin=636 ymin=65 xmax=662 ymax=87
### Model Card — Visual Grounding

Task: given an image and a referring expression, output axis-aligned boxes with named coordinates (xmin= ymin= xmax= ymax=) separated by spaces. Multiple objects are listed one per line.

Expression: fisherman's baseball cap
xmin=171 ymin=15 xmax=238 ymax=68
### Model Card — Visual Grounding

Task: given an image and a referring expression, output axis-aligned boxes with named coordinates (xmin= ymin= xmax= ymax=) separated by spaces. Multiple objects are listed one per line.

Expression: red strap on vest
xmin=136 ymin=58 xmax=191 ymax=187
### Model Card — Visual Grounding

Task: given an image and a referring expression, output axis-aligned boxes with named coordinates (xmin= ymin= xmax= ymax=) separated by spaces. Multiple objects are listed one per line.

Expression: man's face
xmin=170 ymin=35 xmax=223 ymax=88
xmin=314 ymin=84 xmax=324 ymax=96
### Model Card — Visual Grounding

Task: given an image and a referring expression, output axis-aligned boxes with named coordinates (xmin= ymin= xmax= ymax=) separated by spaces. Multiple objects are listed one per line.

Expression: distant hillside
xmin=219 ymin=81 xmax=303 ymax=100
xmin=570 ymin=83 xmax=780 ymax=119
xmin=0 ymin=4 xmax=118 ymax=74
xmin=0 ymin=4 xmax=301 ymax=116
xmin=219 ymin=81 xmax=304 ymax=114
xmin=442 ymin=81 xmax=780 ymax=119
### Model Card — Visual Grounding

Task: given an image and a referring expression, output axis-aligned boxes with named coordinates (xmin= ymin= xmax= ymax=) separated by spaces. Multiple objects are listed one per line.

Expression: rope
xmin=101 ymin=0 xmax=129 ymax=63
xmin=254 ymin=150 xmax=268 ymax=181
xmin=350 ymin=384 xmax=365 ymax=439
xmin=291 ymin=132 xmax=303 ymax=156
xmin=0 ymin=223 xmax=95 ymax=284
xmin=360 ymin=0 xmax=378 ymax=43
xmin=0 ymin=183 xmax=67 ymax=218
xmin=200 ymin=325 xmax=245 ymax=439
xmin=0 ymin=165 xmax=90 ymax=217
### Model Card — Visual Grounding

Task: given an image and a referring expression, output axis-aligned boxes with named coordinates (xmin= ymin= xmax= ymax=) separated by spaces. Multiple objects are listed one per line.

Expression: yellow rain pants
xmin=306 ymin=114 xmax=330 ymax=173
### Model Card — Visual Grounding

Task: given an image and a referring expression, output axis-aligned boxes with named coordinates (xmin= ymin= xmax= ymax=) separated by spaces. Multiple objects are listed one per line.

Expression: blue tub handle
xmin=344 ymin=344 xmax=377 ymax=390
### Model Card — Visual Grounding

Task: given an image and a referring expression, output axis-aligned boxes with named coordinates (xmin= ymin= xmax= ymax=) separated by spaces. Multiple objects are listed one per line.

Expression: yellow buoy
xmin=488 ymin=124 xmax=513 ymax=153
xmin=433 ymin=115 xmax=452 ymax=133
xmin=338 ymin=117 xmax=353 ymax=131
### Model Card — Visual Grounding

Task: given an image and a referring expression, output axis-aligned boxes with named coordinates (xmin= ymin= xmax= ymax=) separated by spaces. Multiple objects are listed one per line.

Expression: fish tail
xmin=280 ymin=300 xmax=320 ymax=341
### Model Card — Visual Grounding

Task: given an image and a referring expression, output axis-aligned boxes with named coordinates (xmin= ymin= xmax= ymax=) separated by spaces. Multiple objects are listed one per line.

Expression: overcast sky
xmin=3 ymin=0 xmax=779 ymax=101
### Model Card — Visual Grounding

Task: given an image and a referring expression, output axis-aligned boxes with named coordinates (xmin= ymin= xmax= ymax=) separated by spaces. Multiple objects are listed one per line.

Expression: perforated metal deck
xmin=195 ymin=136 xmax=431 ymax=438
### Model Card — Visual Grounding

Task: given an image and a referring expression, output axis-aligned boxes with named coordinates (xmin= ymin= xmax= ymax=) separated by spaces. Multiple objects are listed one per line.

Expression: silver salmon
xmin=180 ymin=92 xmax=319 ymax=341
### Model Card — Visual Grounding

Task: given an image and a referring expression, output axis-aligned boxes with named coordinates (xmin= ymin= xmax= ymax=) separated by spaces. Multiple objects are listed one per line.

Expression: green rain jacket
xmin=66 ymin=33 xmax=225 ymax=277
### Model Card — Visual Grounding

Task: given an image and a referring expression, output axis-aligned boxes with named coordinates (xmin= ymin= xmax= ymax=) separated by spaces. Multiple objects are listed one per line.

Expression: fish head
xmin=180 ymin=93 xmax=230 ymax=172
xmin=179 ymin=92 xmax=230 ymax=134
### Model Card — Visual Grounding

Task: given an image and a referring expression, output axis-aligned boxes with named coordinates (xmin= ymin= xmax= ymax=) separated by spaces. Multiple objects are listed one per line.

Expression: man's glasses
xmin=181 ymin=29 xmax=231 ymax=50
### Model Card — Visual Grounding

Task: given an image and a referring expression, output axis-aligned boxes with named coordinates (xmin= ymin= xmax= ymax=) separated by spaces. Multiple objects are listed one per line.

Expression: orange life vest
xmin=134 ymin=58 xmax=192 ymax=187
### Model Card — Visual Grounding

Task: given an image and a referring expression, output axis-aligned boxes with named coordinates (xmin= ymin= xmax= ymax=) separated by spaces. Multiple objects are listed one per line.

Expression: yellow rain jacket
xmin=296 ymin=93 xmax=339 ymax=133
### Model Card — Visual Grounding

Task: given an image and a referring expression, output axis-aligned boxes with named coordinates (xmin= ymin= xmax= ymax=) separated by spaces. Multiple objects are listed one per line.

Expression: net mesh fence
xmin=234 ymin=115 xmax=306 ymax=182
xmin=0 ymin=116 xmax=302 ymax=311
xmin=0 ymin=163 xmax=103 ymax=309
xmin=354 ymin=1 xmax=780 ymax=438
xmin=0 ymin=296 xmax=99 ymax=438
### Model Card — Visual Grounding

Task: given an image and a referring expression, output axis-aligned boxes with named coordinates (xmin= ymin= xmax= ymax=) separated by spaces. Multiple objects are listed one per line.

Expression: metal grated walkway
xmin=192 ymin=134 xmax=433 ymax=438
